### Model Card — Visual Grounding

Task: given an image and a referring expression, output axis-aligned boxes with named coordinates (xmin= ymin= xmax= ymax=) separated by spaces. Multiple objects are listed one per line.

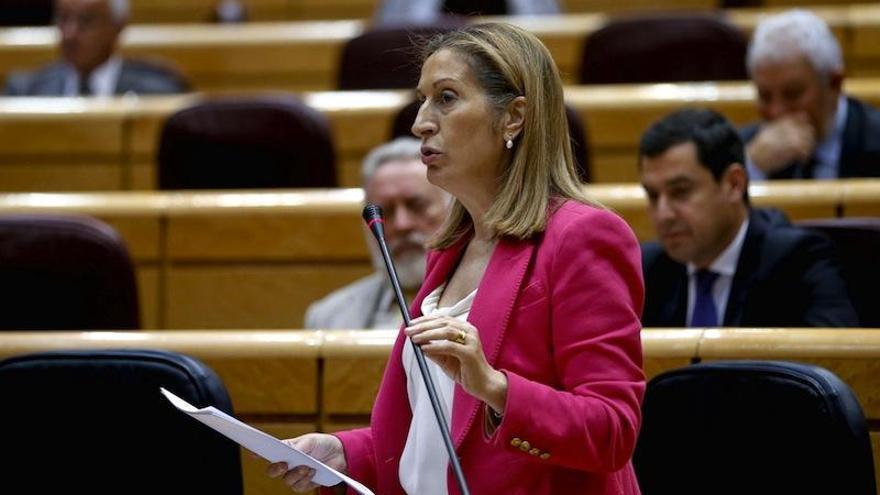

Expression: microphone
xmin=362 ymin=204 xmax=471 ymax=495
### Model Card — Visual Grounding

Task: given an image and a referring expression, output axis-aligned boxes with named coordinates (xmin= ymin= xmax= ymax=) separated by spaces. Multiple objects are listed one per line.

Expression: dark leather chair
xmin=0 ymin=214 xmax=139 ymax=330
xmin=579 ymin=14 xmax=748 ymax=84
xmin=158 ymin=96 xmax=336 ymax=189
xmin=796 ymin=217 xmax=880 ymax=327
xmin=338 ymin=22 xmax=463 ymax=90
xmin=440 ymin=0 xmax=508 ymax=16
xmin=634 ymin=361 xmax=876 ymax=495
xmin=391 ymin=100 xmax=592 ymax=182
xmin=0 ymin=349 xmax=243 ymax=494
xmin=0 ymin=0 xmax=53 ymax=26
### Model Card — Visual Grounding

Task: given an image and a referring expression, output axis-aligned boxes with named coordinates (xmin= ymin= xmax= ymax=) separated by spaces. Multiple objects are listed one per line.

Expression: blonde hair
xmin=420 ymin=23 xmax=596 ymax=249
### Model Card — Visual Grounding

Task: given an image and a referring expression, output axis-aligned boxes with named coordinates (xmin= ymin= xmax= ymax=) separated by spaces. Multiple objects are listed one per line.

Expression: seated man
xmin=4 ymin=0 xmax=188 ymax=96
xmin=305 ymin=138 xmax=449 ymax=329
xmin=742 ymin=9 xmax=880 ymax=179
xmin=639 ymin=108 xmax=858 ymax=328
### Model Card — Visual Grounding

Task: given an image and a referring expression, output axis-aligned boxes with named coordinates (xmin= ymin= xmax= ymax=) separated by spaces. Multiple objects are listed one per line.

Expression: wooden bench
xmin=76 ymin=0 xmax=879 ymax=24
xmin=2 ymin=79 xmax=879 ymax=190
xmin=0 ymin=328 xmax=877 ymax=494
xmin=0 ymin=180 xmax=872 ymax=329
xmin=1 ymin=5 xmax=879 ymax=92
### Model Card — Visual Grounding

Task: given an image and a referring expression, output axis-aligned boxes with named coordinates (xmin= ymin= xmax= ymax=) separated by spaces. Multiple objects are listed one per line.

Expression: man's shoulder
xmin=4 ymin=62 xmax=65 ymax=95
xmin=848 ymin=96 xmax=880 ymax=143
xmin=304 ymin=273 xmax=386 ymax=328
xmin=118 ymin=59 xmax=189 ymax=94
xmin=641 ymin=241 xmax=673 ymax=270
xmin=739 ymin=121 xmax=760 ymax=143
xmin=749 ymin=213 xmax=829 ymax=269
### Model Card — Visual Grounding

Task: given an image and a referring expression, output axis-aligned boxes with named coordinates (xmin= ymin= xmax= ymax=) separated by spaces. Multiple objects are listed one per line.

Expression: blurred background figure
xmin=4 ymin=0 xmax=189 ymax=96
xmin=742 ymin=9 xmax=880 ymax=180
xmin=375 ymin=0 xmax=559 ymax=26
xmin=212 ymin=0 xmax=247 ymax=23
xmin=304 ymin=137 xmax=449 ymax=330
xmin=639 ymin=108 xmax=858 ymax=328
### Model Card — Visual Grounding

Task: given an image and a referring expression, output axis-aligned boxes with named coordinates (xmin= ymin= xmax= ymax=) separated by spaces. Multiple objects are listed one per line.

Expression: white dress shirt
xmin=686 ymin=218 xmax=749 ymax=326
xmin=62 ymin=56 xmax=123 ymax=96
xmin=399 ymin=283 xmax=477 ymax=495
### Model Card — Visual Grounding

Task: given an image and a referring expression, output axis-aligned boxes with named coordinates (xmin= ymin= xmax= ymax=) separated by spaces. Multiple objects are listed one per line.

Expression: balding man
xmin=5 ymin=0 xmax=188 ymax=96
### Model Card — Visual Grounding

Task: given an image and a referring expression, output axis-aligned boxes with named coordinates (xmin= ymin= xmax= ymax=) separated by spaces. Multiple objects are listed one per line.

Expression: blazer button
xmin=528 ymin=448 xmax=540 ymax=456
xmin=510 ymin=438 xmax=522 ymax=448
xmin=539 ymin=453 xmax=550 ymax=460
xmin=519 ymin=441 xmax=531 ymax=452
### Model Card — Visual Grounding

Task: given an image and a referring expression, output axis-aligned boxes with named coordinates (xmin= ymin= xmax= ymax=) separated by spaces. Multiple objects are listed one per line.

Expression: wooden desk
xmin=2 ymin=6 xmax=879 ymax=92
xmin=100 ymin=0 xmax=880 ymax=24
xmin=2 ymin=80 xmax=879 ymax=190
xmin=0 ymin=328 xmax=877 ymax=494
xmin=0 ymin=181 xmax=869 ymax=330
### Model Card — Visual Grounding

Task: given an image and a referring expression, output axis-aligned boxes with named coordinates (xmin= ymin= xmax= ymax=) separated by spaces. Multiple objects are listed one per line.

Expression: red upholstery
xmin=0 ymin=214 xmax=139 ymax=330
xmin=158 ymin=95 xmax=336 ymax=189
xmin=579 ymin=14 xmax=748 ymax=84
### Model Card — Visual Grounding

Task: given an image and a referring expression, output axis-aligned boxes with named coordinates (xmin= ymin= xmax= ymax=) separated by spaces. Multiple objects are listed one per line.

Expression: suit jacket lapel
xmin=724 ymin=210 xmax=765 ymax=326
xmin=838 ymin=97 xmax=862 ymax=178
xmin=661 ymin=263 xmax=688 ymax=326
xmin=451 ymin=236 xmax=535 ymax=447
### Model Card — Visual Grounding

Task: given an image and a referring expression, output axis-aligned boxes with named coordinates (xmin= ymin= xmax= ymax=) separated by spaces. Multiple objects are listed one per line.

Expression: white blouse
xmin=399 ymin=283 xmax=477 ymax=495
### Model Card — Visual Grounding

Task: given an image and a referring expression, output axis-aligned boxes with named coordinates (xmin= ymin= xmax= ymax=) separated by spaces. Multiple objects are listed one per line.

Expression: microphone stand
xmin=363 ymin=204 xmax=471 ymax=495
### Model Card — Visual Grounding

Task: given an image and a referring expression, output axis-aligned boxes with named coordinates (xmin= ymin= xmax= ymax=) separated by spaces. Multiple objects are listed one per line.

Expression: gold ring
xmin=453 ymin=330 xmax=467 ymax=345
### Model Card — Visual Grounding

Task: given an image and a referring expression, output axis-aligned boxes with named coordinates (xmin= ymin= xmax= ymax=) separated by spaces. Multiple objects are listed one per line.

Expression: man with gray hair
xmin=5 ymin=0 xmax=188 ymax=96
xmin=741 ymin=9 xmax=880 ymax=179
xmin=305 ymin=137 xmax=449 ymax=329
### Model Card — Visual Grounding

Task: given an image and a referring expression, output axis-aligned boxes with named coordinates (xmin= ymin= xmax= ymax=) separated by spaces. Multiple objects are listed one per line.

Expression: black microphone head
xmin=362 ymin=203 xmax=384 ymax=224
xmin=362 ymin=203 xmax=386 ymax=239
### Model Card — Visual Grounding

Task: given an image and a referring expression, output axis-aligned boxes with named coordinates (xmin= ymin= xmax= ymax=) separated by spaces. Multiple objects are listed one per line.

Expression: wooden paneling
xmin=136 ymin=266 xmax=160 ymax=330
xmin=0 ymin=329 xmax=878 ymax=494
xmin=165 ymin=210 xmax=368 ymax=261
xmin=0 ymin=181 xmax=876 ymax=329
xmin=2 ymin=6 xmax=880 ymax=91
xmin=2 ymin=80 xmax=879 ymax=190
xmin=841 ymin=180 xmax=880 ymax=217
xmin=165 ymin=264 xmax=373 ymax=328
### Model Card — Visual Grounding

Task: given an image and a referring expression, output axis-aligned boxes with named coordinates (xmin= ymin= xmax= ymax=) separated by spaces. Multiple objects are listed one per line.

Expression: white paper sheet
xmin=160 ymin=387 xmax=375 ymax=495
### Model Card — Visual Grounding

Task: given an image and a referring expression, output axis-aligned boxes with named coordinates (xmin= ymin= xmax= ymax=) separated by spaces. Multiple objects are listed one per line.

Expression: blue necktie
xmin=691 ymin=269 xmax=720 ymax=327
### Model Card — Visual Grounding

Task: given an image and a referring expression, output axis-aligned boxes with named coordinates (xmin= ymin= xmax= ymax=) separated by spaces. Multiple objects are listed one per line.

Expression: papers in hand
xmin=160 ymin=387 xmax=374 ymax=495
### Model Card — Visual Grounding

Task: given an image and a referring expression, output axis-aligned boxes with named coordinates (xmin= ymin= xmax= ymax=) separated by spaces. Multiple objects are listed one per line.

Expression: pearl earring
xmin=506 ymin=137 xmax=513 ymax=149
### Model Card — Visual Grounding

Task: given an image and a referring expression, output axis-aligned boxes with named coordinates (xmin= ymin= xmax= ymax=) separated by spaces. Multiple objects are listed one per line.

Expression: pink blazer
xmin=335 ymin=201 xmax=645 ymax=494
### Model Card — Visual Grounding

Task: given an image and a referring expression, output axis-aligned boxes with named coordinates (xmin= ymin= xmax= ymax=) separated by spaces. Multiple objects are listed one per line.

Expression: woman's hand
xmin=405 ymin=315 xmax=508 ymax=412
xmin=267 ymin=433 xmax=346 ymax=492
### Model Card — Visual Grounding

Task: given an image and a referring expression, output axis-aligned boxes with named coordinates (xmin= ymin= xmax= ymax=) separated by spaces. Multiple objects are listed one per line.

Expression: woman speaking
xmin=270 ymin=23 xmax=645 ymax=494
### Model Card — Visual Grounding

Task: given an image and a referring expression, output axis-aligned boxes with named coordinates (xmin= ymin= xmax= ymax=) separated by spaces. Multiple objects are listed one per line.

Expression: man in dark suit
xmin=741 ymin=9 xmax=880 ymax=180
xmin=4 ymin=0 xmax=188 ymax=96
xmin=639 ymin=108 xmax=858 ymax=328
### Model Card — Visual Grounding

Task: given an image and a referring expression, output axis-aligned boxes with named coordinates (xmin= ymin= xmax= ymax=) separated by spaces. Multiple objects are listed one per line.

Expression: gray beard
xmin=369 ymin=241 xmax=426 ymax=291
